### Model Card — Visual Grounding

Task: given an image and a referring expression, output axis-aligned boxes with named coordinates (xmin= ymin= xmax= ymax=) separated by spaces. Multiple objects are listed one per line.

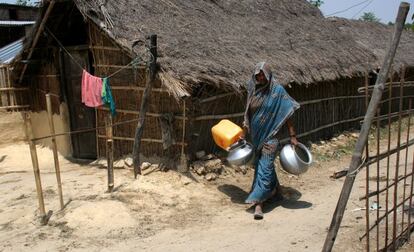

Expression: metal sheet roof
xmin=0 ymin=20 xmax=35 ymax=27
xmin=0 ymin=39 xmax=23 ymax=64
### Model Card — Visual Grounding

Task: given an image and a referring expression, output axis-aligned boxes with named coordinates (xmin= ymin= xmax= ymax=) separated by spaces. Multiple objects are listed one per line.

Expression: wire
xmin=44 ymin=26 xmax=85 ymax=71
xmin=351 ymin=0 xmax=375 ymax=19
xmin=44 ymin=25 xmax=153 ymax=79
xmin=325 ymin=0 xmax=372 ymax=17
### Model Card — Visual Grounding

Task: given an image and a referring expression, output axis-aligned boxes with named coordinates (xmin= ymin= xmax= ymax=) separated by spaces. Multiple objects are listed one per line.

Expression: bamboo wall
xmin=0 ymin=65 xmax=30 ymax=110
xmin=191 ymin=77 xmax=368 ymax=155
xmin=89 ymin=24 xmax=186 ymax=159
xmin=190 ymin=69 xmax=414 ymax=156
xmin=23 ymin=48 xmax=62 ymax=115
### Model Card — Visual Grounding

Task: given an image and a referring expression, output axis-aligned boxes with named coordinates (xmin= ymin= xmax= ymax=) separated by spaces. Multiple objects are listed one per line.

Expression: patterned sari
xmin=243 ymin=62 xmax=300 ymax=204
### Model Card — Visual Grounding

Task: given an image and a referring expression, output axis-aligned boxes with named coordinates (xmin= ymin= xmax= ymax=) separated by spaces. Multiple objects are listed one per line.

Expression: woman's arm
xmin=286 ymin=119 xmax=298 ymax=146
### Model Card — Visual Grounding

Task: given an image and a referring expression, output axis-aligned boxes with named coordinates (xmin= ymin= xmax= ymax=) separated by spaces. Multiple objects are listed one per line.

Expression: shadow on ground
xmin=218 ymin=184 xmax=249 ymax=204
xmin=218 ymin=184 xmax=312 ymax=213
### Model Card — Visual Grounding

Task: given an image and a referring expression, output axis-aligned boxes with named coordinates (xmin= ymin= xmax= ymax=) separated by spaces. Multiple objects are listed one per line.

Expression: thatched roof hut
xmin=17 ymin=0 xmax=383 ymax=96
xmin=8 ymin=0 xmax=414 ymax=160
xmin=330 ymin=17 xmax=414 ymax=70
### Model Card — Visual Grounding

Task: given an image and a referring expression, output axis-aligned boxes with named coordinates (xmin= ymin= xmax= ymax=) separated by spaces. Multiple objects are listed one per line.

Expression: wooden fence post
xmin=322 ymin=3 xmax=410 ymax=251
xmin=46 ymin=94 xmax=64 ymax=210
xmin=23 ymin=112 xmax=51 ymax=224
xmin=132 ymin=34 xmax=157 ymax=178
xmin=105 ymin=114 xmax=114 ymax=191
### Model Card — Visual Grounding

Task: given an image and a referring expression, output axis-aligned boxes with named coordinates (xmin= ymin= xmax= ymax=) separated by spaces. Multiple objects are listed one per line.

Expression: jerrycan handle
xmin=228 ymin=139 xmax=246 ymax=151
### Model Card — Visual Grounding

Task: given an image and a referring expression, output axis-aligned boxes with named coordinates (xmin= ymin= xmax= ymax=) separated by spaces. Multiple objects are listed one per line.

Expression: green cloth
xmin=101 ymin=77 xmax=116 ymax=116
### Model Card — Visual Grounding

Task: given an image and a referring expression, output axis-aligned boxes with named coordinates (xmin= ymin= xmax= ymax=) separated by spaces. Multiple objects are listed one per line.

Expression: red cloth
xmin=81 ymin=70 xmax=103 ymax=107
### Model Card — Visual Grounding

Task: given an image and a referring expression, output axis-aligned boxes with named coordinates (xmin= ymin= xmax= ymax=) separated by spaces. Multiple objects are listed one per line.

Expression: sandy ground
xmin=0 ymin=111 xmax=414 ymax=252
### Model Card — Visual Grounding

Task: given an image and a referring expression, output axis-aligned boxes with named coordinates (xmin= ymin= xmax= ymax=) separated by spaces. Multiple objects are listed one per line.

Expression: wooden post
xmin=18 ymin=0 xmax=56 ymax=83
xmin=105 ymin=114 xmax=114 ymax=191
xmin=46 ymin=94 xmax=64 ymax=210
xmin=23 ymin=112 xmax=49 ymax=224
xmin=132 ymin=34 xmax=157 ymax=178
xmin=177 ymin=99 xmax=188 ymax=172
xmin=322 ymin=3 xmax=410 ymax=251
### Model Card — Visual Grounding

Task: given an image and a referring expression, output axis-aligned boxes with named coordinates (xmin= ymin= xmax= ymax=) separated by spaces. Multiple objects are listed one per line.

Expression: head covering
xmin=247 ymin=62 xmax=280 ymax=92
xmin=253 ymin=62 xmax=272 ymax=84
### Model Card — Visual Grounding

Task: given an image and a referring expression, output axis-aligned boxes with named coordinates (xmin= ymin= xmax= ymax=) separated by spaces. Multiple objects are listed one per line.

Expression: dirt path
xmin=0 ymin=111 xmax=413 ymax=252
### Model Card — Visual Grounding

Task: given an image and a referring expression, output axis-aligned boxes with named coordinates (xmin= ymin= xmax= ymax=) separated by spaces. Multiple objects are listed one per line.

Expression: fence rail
xmin=0 ymin=65 xmax=29 ymax=111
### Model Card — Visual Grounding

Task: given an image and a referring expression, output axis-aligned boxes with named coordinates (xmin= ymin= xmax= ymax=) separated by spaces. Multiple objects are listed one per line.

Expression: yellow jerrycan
xmin=211 ymin=119 xmax=243 ymax=150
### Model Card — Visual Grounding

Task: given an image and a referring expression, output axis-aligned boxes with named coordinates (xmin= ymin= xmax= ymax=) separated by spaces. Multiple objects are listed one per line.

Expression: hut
xmin=8 ymin=0 xmax=414 ymax=162
xmin=0 ymin=3 xmax=38 ymax=113
xmin=0 ymin=3 xmax=38 ymax=47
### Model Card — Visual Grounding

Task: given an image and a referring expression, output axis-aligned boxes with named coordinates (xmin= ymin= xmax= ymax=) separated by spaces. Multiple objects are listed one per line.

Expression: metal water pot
xmin=279 ymin=142 xmax=312 ymax=175
xmin=226 ymin=139 xmax=254 ymax=166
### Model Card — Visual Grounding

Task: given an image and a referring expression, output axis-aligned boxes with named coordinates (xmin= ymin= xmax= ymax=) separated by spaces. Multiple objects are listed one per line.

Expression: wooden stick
xmin=19 ymin=0 xmax=56 ymax=83
xmin=199 ymin=92 xmax=236 ymax=103
xmin=357 ymin=81 xmax=414 ymax=93
xmin=195 ymin=112 xmax=244 ymax=121
xmin=322 ymin=3 xmax=410 ymax=251
xmin=105 ymin=114 xmax=114 ymax=192
xmin=98 ymin=106 xmax=188 ymax=120
xmin=93 ymin=64 xmax=146 ymax=69
xmin=0 ymin=87 xmax=29 ymax=91
xmin=133 ymin=34 xmax=157 ymax=178
xmin=34 ymin=74 xmax=61 ymax=78
xmin=110 ymin=85 xmax=169 ymax=93
xmin=178 ymin=100 xmax=188 ymax=172
xmin=23 ymin=112 xmax=47 ymax=223
xmin=299 ymin=95 xmax=366 ymax=106
xmin=0 ymin=105 xmax=30 ymax=110
xmin=0 ymin=68 xmax=8 ymax=106
xmin=90 ymin=46 xmax=122 ymax=51
xmin=46 ymin=94 xmax=64 ymax=210
xmin=97 ymin=135 xmax=187 ymax=145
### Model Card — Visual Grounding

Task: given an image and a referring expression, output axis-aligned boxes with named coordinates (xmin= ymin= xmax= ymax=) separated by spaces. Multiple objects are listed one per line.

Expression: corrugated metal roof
xmin=0 ymin=20 xmax=35 ymax=27
xmin=0 ymin=39 xmax=23 ymax=64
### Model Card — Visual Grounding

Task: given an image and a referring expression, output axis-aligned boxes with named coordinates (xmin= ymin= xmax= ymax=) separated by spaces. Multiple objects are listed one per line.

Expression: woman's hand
xmin=240 ymin=126 xmax=248 ymax=139
xmin=290 ymin=135 xmax=299 ymax=146
xmin=286 ymin=119 xmax=298 ymax=146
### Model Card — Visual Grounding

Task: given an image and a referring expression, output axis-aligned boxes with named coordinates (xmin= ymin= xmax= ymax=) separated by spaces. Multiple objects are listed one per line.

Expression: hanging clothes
xmin=81 ymin=70 xmax=104 ymax=107
xmin=101 ymin=77 xmax=116 ymax=116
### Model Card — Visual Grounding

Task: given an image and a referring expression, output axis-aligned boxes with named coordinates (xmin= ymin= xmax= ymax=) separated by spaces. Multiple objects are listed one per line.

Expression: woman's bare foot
xmin=254 ymin=203 xmax=263 ymax=220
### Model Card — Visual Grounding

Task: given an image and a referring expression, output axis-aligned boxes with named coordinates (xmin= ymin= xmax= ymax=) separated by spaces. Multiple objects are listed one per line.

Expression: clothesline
xmin=44 ymin=26 xmax=155 ymax=117
xmin=44 ymin=26 xmax=153 ymax=79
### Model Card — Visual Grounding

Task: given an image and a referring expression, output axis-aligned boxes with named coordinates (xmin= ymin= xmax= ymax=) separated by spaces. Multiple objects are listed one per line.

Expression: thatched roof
xmin=14 ymin=0 xmax=414 ymax=97
xmin=72 ymin=0 xmax=379 ymax=91
xmin=330 ymin=18 xmax=414 ymax=70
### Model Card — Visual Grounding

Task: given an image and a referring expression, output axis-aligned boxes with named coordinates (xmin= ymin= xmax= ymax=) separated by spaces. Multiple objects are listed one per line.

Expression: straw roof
xmin=14 ymin=0 xmax=414 ymax=97
xmin=73 ymin=0 xmax=378 ymax=92
xmin=330 ymin=17 xmax=414 ymax=70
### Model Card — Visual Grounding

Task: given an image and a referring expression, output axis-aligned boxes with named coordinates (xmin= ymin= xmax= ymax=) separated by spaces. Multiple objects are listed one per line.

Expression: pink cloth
xmin=81 ymin=70 xmax=103 ymax=107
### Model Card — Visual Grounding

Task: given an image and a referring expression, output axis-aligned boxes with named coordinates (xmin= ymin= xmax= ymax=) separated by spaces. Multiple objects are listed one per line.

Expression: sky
xmin=320 ymin=0 xmax=414 ymax=24
xmin=1 ymin=0 xmax=414 ymax=24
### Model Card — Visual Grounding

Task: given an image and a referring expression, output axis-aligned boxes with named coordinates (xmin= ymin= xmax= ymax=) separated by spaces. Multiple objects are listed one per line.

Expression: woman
xmin=242 ymin=62 xmax=300 ymax=220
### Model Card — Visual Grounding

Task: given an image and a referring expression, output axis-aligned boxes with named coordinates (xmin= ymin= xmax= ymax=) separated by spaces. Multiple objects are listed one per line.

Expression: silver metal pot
xmin=226 ymin=139 xmax=254 ymax=166
xmin=279 ymin=142 xmax=312 ymax=175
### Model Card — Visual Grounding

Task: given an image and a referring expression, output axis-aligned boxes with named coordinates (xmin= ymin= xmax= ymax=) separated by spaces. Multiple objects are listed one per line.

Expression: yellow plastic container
xmin=211 ymin=119 xmax=243 ymax=150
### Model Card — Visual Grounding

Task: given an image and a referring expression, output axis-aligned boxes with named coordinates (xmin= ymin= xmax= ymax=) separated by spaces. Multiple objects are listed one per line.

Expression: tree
xmin=359 ymin=12 xmax=381 ymax=22
xmin=16 ymin=0 xmax=29 ymax=5
xmin=308 ymin=0 xmax=324 ymax=8
xmin=404 ymin=23 xmax=414 ymax=32
xmin=15 ymin=0 xmax=40 ymax=6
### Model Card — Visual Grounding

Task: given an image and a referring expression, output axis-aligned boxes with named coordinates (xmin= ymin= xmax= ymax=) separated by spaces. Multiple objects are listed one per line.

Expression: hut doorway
xmin=62 ymin=47 xmax=97 ymax=159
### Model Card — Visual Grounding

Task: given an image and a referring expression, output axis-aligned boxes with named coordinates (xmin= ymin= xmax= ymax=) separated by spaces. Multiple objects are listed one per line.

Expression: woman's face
xmin=255 ymin=71 xmax=267 ymax=85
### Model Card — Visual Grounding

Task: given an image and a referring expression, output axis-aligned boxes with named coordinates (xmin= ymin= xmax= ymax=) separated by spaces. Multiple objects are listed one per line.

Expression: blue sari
xmin=243 ymin=62 xmax=299 ymax=204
